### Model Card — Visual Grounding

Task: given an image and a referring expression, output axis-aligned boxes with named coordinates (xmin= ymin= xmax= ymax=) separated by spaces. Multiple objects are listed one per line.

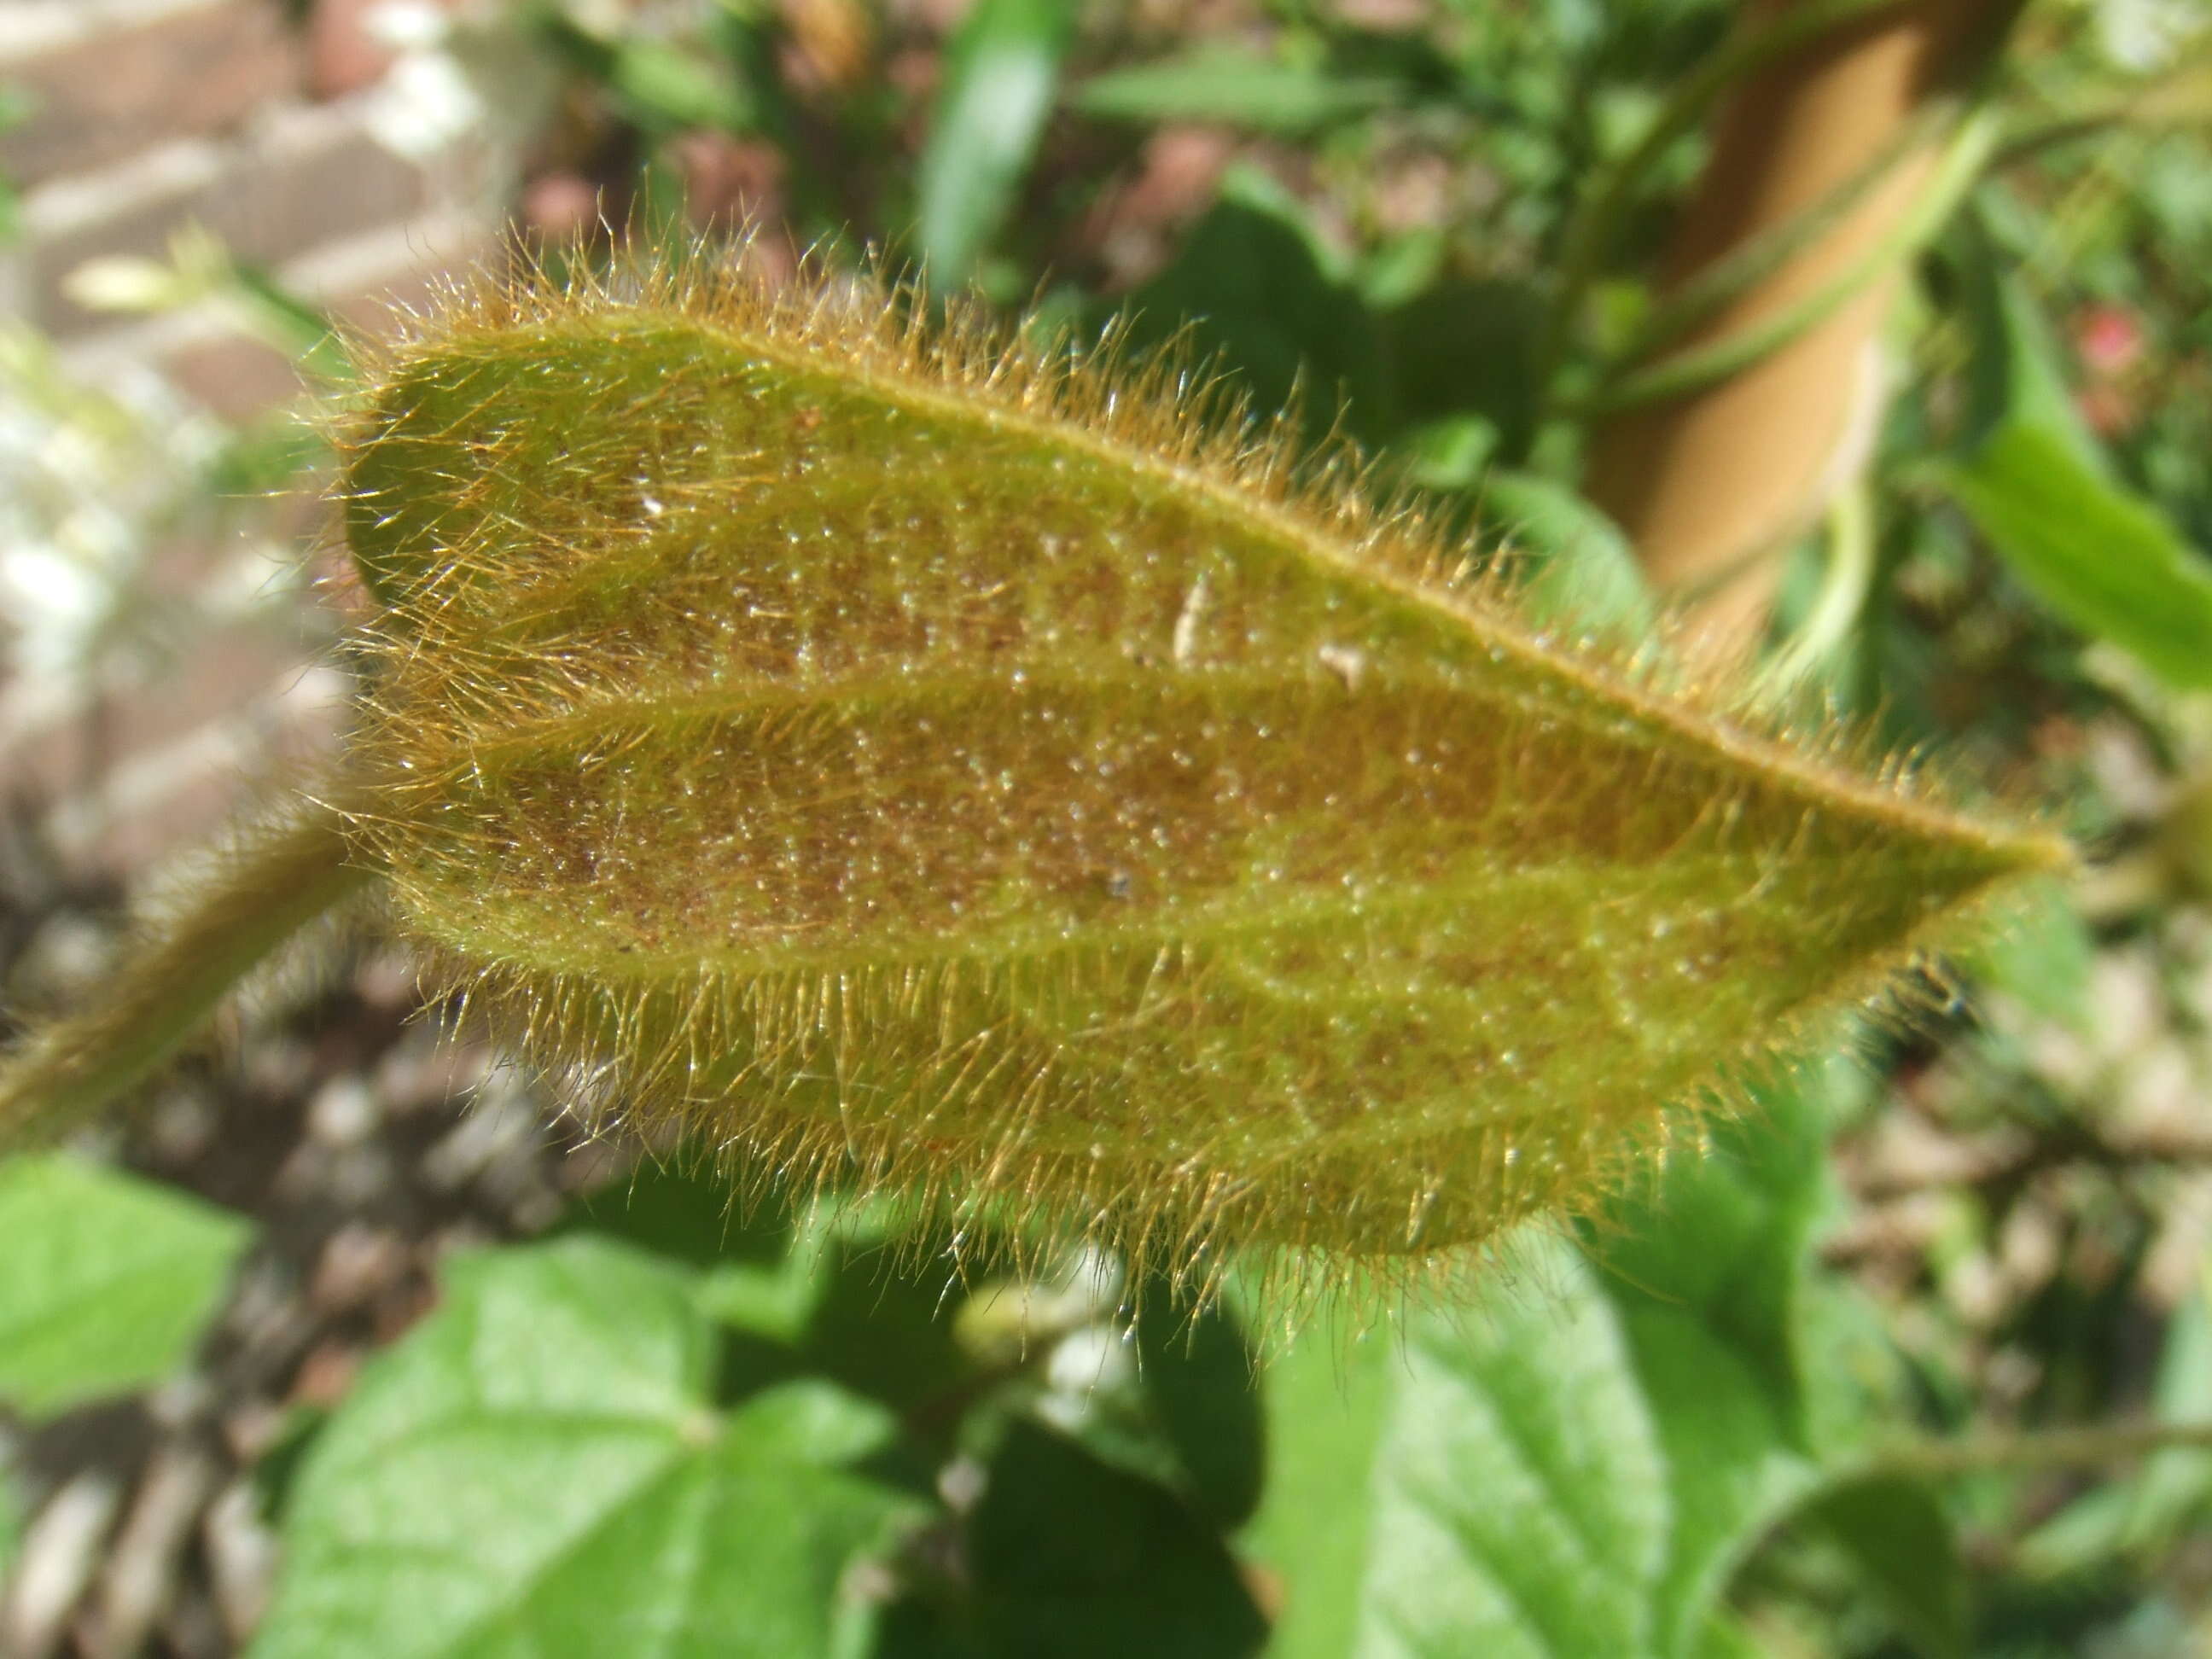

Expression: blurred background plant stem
xmin=1583 ymin=0 xmax=2025 ymax=655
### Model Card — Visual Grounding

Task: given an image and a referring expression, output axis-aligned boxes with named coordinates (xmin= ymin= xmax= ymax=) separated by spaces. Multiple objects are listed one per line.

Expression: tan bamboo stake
xmin=1585 ymin=0 xmax=2017 ymax=657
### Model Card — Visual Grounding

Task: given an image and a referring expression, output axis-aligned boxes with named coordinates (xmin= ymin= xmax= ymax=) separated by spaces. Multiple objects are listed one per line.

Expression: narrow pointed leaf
xmin=914 ymin=0 xmax=1075 ymax=289
xmin=1941 ymin=423 xmax=2212 ymax=689
xmin=1074 ymin=47 xmax=1400 ymax=133
xmin=1939 ymin=255 xmax=2212 ymax=687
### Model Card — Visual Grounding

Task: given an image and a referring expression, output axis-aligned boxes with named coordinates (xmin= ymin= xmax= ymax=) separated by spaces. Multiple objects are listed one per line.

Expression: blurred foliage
xmin=0 ymin=1155 xmax=247 ymax=1419
xmin=3 ymin=0 xmax=2212 ymax=1654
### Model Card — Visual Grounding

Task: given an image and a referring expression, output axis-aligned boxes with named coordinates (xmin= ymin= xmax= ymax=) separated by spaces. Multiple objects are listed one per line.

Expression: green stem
xmin=1574 ymin=107 xmax=1998 ymax=417
xmin=1613 ymin=100 xmax=1953 ymax=371
xmin=1758 ymin=479 xmax=1878 ymax=695
xmin=1529 ymin=0 xmax=1916 ymax=435
xmin=0 ymin=798 xmax=373 ymax=1148
xmin=1993 ymin=54 xmax=2212 ymax=171
xmin=1868 ymin=1418 xmax=2212 ymax=1478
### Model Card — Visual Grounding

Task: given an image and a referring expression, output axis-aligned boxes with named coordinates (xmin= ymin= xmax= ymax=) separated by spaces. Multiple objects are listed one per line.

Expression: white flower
xmin=0 ymin=542 xmax=113 ymax=674
xmin=61 ymin=257 xmax=189 ymax=315
xmin=364 ymin=1 xmax=453 ymax=51
xmin=2098 ymin=0 xmax=2204 ymax=71
xmin=365 ymin=50 xmax=490 ymax=159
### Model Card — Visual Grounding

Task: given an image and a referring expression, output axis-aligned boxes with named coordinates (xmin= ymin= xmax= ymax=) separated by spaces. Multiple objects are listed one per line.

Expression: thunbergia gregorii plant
xmin=0 ymin=247 xmax=2067 ymax=1301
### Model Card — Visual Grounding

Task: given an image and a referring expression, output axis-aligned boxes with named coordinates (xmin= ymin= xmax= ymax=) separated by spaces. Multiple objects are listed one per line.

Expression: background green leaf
xmin=915 ymin=0 xmax=1077 ymax=290
xmin=1132 ymin=1291 xmax=1265 ymax=1531
xmin=1802 ymin=1475 xmax=1968 ymax=1659
xmin=1381 ymin=276 xmax=1548 ymax=453
xmin=1117 ymin=166 xmax=1392 ymax=445
xmin=1248 ymin=1074 xmax=1837 ymax=1658
xmin=0 ymin=1449 xmax=20 ymax=1583
xmin=1937 ymin=242 xmax=2212 ymax=687
xmin=1074 ymin=47 xmax=1399 ymax=133
xmin=251 ymin=1237 xmax=921 ymax=1659
xmin=1480 ymin=469 xmax=1656 ymax=638
xmin=882 ymin=1417 xmax=1266 ymax=1659
xmin=0 ymin=1154 xmax=248 ymax=1418
xmin=1940 ymin=424 xmax=2212 ymax=689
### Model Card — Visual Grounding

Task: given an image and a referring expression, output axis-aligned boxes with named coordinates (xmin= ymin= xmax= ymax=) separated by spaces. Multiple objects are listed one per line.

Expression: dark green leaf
xmin=1133 ymin=1291 xmax=1263 ymax=1529
xmin=967 ymin=1419 xmax=1266 ymax=1658
xmin=251 ymin=1237 xmax=920 ymax=1659
xmin=1953 ymin=244 xmax=2093 ymax=463
xmin=1118 ymin=166 xmax=1390 ymax=444
xmin=562 ymin=1155 xmax=789 ymax=1272
xmin=1074 ymin=47 xmax=1397 ymax=133
xmin=1802 ymin=1476 xmax=1968 ymax=1659
xmin=0 ymin=1155 xmax=248 ymax=1418
xmin=1479 ymin=470 xmax=1655 ymax=638
xmin=915 ymin=0 xmax=1076 ymax=289
xmin=801 ymin=1229 xmax=988 ymax=1415
xmin=1381 ymin=276 xmax=1547 ymax=445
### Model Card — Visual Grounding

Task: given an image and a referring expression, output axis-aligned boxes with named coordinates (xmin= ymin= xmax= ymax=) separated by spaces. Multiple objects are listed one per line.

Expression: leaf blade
xmin=340 ymin=262 xmax=2065 ymax=1274
xmin=1940 ymin=423 xmax=2212 ymax=688
xmin=0 ymin=1155 xmax=248 ymax=1417
xmin=1252 ymin=1073 xmax=1838 ymax=1657
xmin=250 ymin=1237 xmax=918 ymax=1659
xmin=1074 ymin=47 xmax=1399 ymax=133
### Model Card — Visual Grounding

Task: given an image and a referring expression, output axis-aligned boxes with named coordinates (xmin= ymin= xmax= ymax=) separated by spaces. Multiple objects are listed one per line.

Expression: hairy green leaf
xmin=327 ymin=253 xmax=2061 ymax=1287
xmin=0 ymin=1154 xmax=248 ymax=1417
xmin=251 ymin=1237 xmax=920 ymax=1659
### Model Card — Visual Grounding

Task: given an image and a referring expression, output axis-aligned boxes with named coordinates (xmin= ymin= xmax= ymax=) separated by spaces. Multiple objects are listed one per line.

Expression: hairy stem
xmin=0 ymin=798 xmax=371 ymax=1149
